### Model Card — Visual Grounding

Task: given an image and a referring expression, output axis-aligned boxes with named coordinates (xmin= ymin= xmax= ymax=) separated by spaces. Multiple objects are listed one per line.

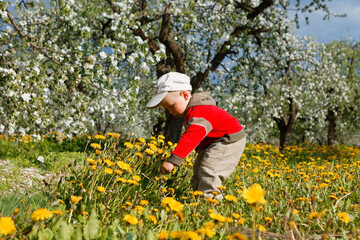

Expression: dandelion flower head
xmin=31 ymin=208 xmax=53 ymax=221
xmin=242 ymin=183 xmax=266 ymax=205
xmin=0 ymin=217 xmax=16 ymax=236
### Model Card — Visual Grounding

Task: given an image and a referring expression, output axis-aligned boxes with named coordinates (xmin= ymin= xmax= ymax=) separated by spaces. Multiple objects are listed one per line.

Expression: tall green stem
xmin=252 ymin=206 xmax=256 ymax=240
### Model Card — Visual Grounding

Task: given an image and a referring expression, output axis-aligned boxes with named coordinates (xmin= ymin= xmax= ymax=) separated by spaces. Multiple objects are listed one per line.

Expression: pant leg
xmin=196 ymin=137 xmax=246 ymax=200
xmin=191 ymin=149 xmax=205 ymax=190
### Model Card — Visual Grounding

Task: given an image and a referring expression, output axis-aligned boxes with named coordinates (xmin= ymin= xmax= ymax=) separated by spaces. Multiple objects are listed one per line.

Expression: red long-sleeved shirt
xmin=167 ymin=92 xmax=244 ymax=166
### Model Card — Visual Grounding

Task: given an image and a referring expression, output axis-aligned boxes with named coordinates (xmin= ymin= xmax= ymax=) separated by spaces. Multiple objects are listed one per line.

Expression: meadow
xmin=0 ymin=133 xmax=359 ymax=240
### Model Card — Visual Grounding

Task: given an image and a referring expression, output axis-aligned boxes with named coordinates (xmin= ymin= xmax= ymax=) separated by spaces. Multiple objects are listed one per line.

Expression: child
xmin=146 ymin=72 xmax=246 ymax=200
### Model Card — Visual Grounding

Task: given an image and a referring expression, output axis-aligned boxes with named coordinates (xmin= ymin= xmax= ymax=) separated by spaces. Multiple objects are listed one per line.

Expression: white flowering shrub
xmin=1 ymin=0 xmax=357 ymax=144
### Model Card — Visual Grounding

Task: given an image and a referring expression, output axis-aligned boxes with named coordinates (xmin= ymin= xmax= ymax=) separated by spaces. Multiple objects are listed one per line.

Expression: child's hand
xmin=161 ymin=161 xmax=174 ymax=175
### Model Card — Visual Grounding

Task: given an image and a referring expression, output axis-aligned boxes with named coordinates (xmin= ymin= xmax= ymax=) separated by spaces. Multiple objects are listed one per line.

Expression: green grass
xmin=0 ymin=136 xmax=88 ymax=195
xmin=1 ymin=135 xmax=359 ymax=239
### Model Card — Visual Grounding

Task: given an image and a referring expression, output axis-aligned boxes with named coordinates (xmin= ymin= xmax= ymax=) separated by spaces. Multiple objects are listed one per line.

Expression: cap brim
xmin=145 ymin=91 xmax=168 ymax=109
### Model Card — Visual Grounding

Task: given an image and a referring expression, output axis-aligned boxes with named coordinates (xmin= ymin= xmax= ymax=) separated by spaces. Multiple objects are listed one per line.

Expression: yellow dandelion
xmin=319 ymin=183 xmax=329 ymax=188
xmin=82 ymin=211 xmax=89 ymax=215
xmin=161 ymin=197 xmax=184 ymax=212
xmin=257 ymin=224 xmax=266 ymax=232
xmin=148 ymin=143 xmax=157 ymax=151
xmin=289 ymin=221 xmax=296 ymax=229
xmin=134 ymin=206 xmax=145 ymax=215
xmin=116 ymin=177 xmax=126 ymax=182
xmin=135 ymin=152 xmax=144 ymax=158
xmin=13 ymin=208 xmax=20 ymax=215
xmin=209 ymin=212 xmax=226 ymax=222
xmin=242 ymin=183 xmax=266 ymax=205
xmin=107 ymin=132 xmax=120 ymax=138
xmin=132 ymin=175 xmax=141 ymax=181
xmin=191 ymin=191 xmax=204 ymax=196
xmin=138 ymin=137 xmax=146 ymax=143
xmin=117 ymin=161 xmax=132 ymax=172
xmin=225 ymin=195 xmax=237 ymax=202
xmin=145 ymin=148 xmax=155 ymax=155
xmin=51 ymin=210 xmax=63 ymax=215
xmin=182 ymin=231 xmax=201 ymax=240
xmin=31 ymin=208 xmax=53 ymax=221
xmin=90 ymin=165 xmax=96 ymax=170
xmin=90 ymin=143 xmax=101 ymax=149
xmin=307 ymin=211 xmax=321 ymax=220
xmin=124 ymin=142 xmax=133 ymax=149
xmin=168 ymin=188 xmax=175 ymax=195
xmin=87 ymin=158 xmax=97 ymax=165
xmin=293 ymin=209 xmax=299 ymax=216
xmin=197 ymin=227 xmax=216 ymax=238
xmin=175 ymin=212 xmax=184 ymax=222
xmin=114 ymin=169 xmax=123 ymax=175
xmin=94 ymin=134 xmax=106 ymax=140
xmin=217 ymin=186 xmax=226 ymax=191
xmin=337 ymin=212 xmax=350 ymax=223
xmin=140 ymin=200 xmax=149 ymax=206
xmin=70 ymin=195 xmax=83 ymax=204
xmin=127 ymin=179 xmax=139 ymax=185
xmin=123 ymin=214 xmax=138 ymax=225
xmin=104 ymin=159 xmax=115 ymax=167
xmin=205 ymin=197 xmax=219 ymax=204
xmin=158 ymin=230 xmax=168 ymax=240
xmin=232 ymin=213 xmax=240 ymax=219
xmin=0 ymin=217 xmax=16 ymax=236
xmin=97 ymin=186 xmax=106 ymax=192
xmin=226 ymin=232 xmax=248 ymax=240
xmin=104 ymin=168 xmax=113 ymax=174
xmin=170 ymin=231 xmax=183 ymax=239
xmin=328 ymin=194 xmax=338 ymax=200
xmin=237 ymin=218 xmax=246 ymax=225
xmin=147 ymin=215 xmax=158 ymax=224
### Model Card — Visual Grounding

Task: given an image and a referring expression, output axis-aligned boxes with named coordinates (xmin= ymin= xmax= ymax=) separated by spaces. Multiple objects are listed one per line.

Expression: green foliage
xmin=1 ymin=135 xmax=359 ymax=239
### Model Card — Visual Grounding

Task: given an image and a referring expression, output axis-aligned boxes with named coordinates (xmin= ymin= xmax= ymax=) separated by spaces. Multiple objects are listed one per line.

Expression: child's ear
xmin=181 ymin=90 xmax=190 ymax=100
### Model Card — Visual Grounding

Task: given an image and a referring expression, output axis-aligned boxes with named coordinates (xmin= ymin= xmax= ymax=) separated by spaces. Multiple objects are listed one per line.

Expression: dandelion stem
xmin=252 ymin=206 xmax=256 ymax=240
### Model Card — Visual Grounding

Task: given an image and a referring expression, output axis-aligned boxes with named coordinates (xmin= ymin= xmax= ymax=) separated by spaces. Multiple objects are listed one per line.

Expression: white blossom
xmin=21 ymin=93 xmax=32 ymax=103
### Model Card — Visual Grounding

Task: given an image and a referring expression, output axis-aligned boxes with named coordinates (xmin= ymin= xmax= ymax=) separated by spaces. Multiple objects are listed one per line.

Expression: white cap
xmin=146 ymin=72 xmax=192 ymax=108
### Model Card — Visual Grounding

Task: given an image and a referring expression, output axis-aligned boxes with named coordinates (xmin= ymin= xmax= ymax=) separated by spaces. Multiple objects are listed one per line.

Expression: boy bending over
xmin=146 ymin=72 xmax=246 ymax=200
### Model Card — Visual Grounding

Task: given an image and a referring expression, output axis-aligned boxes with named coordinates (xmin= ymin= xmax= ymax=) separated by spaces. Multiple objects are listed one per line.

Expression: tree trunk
xmin=327 ymin=109 xmax=337 ymax=147
xmin=275 ymin=117 xmax=296 ymax=150
xmin=163 ymin=111 xmax=184 ymax=143
xmin=273 ymin=95 xmax=298 ymax=150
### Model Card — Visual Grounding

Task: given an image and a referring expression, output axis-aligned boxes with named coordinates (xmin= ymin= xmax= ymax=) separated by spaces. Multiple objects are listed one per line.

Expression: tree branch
xmin=6 ymin=10 xmax=61 ymax=64
xmin=159 ymin=3 xmax=184 ymax=73
xmin=235 ymin=0 xmax=274 ymax=20
xmin=191 ymin=25 xmax=270 ymax=91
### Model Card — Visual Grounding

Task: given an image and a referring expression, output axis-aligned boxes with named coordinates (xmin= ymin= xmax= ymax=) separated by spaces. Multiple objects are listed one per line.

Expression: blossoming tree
xmin=0 ymin=0 xmax=337 ymax=142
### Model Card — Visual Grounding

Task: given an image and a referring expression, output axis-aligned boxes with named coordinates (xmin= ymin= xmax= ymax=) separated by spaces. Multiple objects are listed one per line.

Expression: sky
xmin=290 ymin=0 xmax=360 ymax=43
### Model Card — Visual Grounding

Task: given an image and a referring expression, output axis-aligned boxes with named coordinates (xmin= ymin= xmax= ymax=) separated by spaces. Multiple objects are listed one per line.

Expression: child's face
xmin=160 ymin=91 xmax=191 ymax=117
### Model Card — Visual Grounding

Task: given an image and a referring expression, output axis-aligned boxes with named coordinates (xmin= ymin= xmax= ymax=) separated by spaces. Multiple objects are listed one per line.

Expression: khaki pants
xmin=191 ymin=137 xmax=246 ymax=200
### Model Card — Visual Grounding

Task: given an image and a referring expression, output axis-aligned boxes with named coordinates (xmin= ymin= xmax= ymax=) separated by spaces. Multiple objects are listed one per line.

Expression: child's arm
xmin=167 ymin=123 xmax=209 ymax=166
